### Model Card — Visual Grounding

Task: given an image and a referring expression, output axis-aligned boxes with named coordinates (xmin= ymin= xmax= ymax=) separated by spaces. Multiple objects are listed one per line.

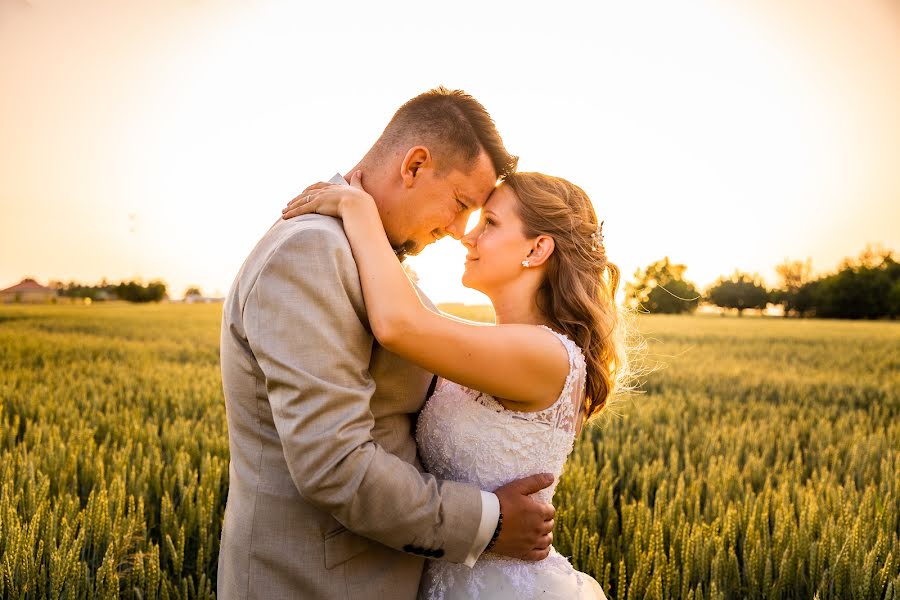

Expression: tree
xmin=625 ymin=257 xmax=700 ymax=314
xmin=793 ymin=279 xmax=820 ymax=318
xmin=58 ymin=280 xmax=115 ymax=301
xmin=888 ymin=278 xmax=900 ymax=319
xmin=53 ymin=279 xmax=169 ymax=302
xmin=811 ymin=252 xmax=897 ymax=319
xmin=114 ymin=280 xmax=167 ymax=303
xmin=839 ymin=243 xmax=893 ymax=270
xmin=706 ymin=272 xmax=769 ymax=316
xmin=184 ymin=286 xmax=203 ymax=298
xmin=779 ymin=247 xmax=898 ymax=320
xmin=773 ymin=258 xmax=813 ymax=317
xmin=147 ymin=281 xmax=167 ymax=302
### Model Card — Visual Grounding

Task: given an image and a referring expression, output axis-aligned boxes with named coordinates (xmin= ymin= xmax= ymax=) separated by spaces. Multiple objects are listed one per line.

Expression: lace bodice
xmin=415 ymin=326 xmax=588 ymax=599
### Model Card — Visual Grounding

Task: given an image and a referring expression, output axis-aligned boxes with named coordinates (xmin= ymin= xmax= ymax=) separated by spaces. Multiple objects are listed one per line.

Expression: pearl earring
xmin=522 ymin=259 xmax=530 ymax=268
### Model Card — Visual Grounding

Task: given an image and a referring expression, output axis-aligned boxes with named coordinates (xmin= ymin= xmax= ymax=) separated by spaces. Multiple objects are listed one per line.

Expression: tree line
xmin=50 ymin=279 xmax=168 ymax=303
xmin=625 ymin=245 xmax=899 ymax=319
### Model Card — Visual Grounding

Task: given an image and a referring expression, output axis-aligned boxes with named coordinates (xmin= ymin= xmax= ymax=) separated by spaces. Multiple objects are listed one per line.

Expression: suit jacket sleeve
xmin=243 ymin=222 xmax=484 ymax=563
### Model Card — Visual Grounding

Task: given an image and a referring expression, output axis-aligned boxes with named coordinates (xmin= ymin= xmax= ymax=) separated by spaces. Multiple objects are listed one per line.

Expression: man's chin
xmin=392 ymin=240 xmax=420 ymax=261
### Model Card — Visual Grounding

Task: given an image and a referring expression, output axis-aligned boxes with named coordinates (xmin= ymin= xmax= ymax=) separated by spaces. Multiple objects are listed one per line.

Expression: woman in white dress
xmin=283 ymin=170 xmax=624 ymax=600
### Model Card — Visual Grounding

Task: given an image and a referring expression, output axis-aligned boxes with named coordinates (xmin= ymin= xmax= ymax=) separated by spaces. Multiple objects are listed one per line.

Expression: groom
xmin=218 ymin=87 xmax=556 ymax=600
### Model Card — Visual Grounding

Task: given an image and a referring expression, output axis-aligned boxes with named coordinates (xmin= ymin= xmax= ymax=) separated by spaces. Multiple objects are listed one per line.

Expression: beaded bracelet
xmin=483 ymin=511 xmax=504 ymax=553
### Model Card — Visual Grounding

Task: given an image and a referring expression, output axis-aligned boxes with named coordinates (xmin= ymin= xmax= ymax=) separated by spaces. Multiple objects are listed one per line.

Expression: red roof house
xmin=0 ymin=278 xmax=57 ymax=304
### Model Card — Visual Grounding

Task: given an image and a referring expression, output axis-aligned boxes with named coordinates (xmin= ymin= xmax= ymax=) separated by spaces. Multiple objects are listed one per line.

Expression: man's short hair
xmin=375 ymin=86 xmax=518 ymax=181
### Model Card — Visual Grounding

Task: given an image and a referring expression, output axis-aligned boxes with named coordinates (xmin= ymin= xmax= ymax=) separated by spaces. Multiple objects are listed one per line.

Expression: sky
xmin=1 ymin=0 xmax=898 ymax=303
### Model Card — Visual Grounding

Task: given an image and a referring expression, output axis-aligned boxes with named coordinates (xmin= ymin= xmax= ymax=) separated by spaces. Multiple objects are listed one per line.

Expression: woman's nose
xmin=461 ymin=229 xmax=476 ymax=249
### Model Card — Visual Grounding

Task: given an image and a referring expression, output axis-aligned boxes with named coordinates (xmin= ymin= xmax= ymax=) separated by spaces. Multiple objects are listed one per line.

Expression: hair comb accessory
xmin=590 ymin=220 xmax=605 ymax=252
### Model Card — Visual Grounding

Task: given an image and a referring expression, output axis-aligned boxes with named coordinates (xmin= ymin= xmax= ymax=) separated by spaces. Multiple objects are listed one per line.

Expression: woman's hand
xmin=282 ymin=170 xmax=373 ymax=220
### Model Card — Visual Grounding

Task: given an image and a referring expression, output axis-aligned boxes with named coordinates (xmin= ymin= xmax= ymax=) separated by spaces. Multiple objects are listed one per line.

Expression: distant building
xmin=184 ymin=293 xmax=224 ymax=304
xmin=0 ymin=278 xmax=58 ymax=304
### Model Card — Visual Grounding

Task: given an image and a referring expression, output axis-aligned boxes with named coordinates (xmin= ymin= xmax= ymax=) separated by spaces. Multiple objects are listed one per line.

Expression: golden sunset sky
xmin=2 ymin=0 xmax=898 ymax=303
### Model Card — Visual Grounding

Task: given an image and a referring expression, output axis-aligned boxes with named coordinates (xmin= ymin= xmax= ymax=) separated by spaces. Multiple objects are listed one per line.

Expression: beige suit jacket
xmin=217 ymin=212 xmax=484 ymax=599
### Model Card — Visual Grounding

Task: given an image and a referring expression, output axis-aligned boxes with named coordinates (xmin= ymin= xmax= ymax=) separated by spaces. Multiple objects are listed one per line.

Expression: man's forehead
xmin=457 ymin=187 xmax=493 ymax=208
xmin=457 ymin=176 xmax=498 ymax=207
xmin=455 ymin=152 xmax=498 ymax=205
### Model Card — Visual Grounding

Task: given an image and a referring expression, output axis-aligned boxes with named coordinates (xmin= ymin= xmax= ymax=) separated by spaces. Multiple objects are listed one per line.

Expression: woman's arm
xmin=438 ymin=311 xmax=493 ymax=326
xmin=282 ymin=173 xmax=569 ymax=411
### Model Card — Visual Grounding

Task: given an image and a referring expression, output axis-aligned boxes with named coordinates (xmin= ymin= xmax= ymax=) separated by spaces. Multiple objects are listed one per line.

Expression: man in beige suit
xmin=218 ymin=87 xmax=557 ymax=599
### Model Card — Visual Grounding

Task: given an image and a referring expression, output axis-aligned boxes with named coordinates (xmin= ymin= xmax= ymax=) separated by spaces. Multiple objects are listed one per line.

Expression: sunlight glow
xmin=1 ymin=0 xmax=898 ymax=302
xmin=465 ymin=210 xmax=483 ymax=236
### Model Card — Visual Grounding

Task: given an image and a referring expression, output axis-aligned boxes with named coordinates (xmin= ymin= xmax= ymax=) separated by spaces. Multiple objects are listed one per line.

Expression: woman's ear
xmin=526 ymin=235 xmax=555 ymax=267
xmin=399 ymin=146 xmax=432 ymax=188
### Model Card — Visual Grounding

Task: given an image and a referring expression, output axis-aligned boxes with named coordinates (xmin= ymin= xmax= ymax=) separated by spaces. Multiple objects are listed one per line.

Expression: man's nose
xmin=445 ymin=212 xmax=469 ymax=240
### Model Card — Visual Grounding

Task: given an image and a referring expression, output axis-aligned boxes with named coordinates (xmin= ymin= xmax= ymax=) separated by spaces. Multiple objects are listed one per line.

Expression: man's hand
xmin=490 ymin=473 xmax=556 ymax=561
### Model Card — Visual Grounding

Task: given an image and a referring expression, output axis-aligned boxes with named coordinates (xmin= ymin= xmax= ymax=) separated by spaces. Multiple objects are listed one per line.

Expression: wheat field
xmin=0 ymin=304 xmax=897 ymax=598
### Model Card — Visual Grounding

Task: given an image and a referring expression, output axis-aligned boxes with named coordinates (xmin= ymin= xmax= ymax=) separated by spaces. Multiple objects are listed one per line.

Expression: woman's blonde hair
xmin=506 ymin=172 xmax=635 ymax=429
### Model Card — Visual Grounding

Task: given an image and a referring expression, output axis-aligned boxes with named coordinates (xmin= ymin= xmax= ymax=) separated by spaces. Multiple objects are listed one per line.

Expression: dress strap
xmin=536 ymin=325 xmax=587 ymax=435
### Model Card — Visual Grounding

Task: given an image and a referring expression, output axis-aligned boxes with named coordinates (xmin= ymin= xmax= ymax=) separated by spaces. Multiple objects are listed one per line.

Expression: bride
xmin=282 ymin=170 xmax=622 ymax=600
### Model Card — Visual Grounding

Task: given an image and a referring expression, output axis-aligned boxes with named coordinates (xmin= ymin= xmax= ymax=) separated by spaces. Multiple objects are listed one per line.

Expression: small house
xmin=0 ymin=278 xmax=58 ymax=304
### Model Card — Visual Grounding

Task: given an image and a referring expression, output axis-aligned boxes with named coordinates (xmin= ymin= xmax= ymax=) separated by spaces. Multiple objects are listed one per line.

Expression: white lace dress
xmin=415 ymin=327 xmax=608 ymax=600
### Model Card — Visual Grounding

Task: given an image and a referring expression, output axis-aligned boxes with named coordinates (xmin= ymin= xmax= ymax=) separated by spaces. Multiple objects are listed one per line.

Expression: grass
xmin=0 ymin=303 xmax=897 ymax=598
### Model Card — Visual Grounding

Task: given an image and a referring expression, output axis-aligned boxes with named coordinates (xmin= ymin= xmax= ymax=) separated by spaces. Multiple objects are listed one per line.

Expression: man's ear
xmin=525 ymin=235 xmax=555 ymax=267
xmin=400 ymin=146 xmax=432 ymax=188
